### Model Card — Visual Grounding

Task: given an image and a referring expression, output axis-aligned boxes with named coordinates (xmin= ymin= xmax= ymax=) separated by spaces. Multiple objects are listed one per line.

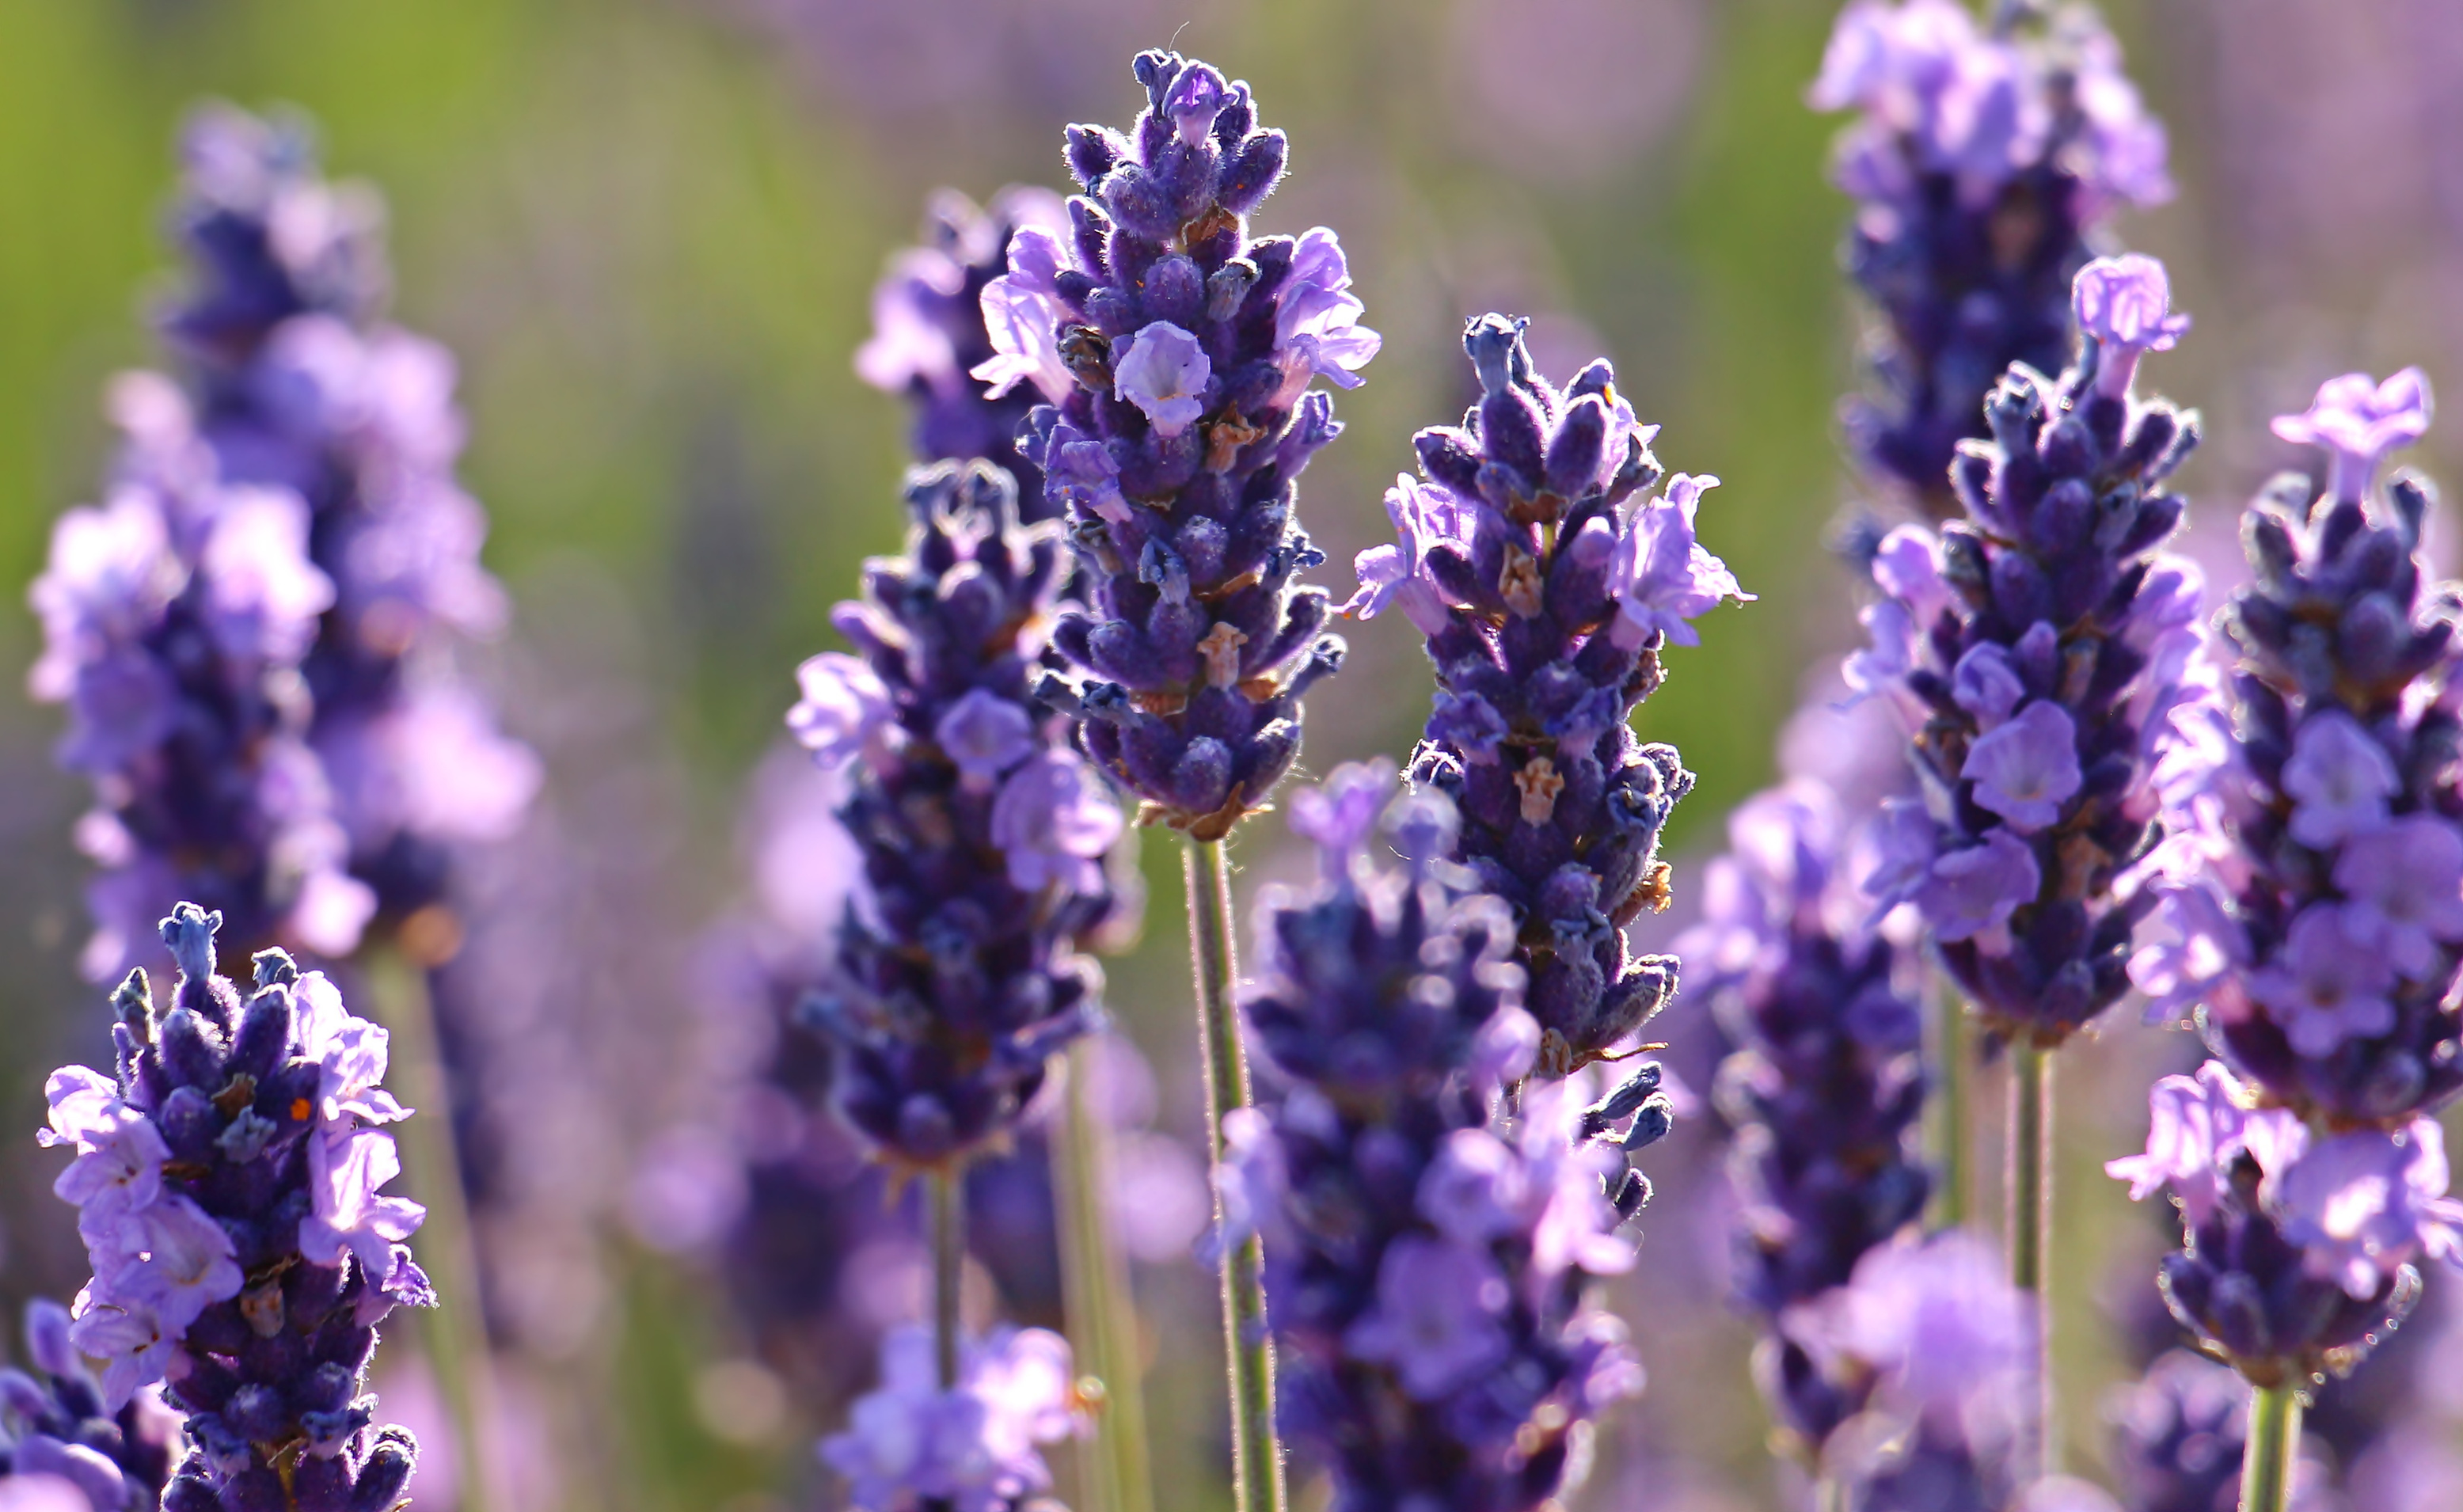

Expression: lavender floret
xmin=819 ymin=1324 xmax=1084 ymax=1512
xmin=1811 ymin=0 xmax=2173 ymax=512
xmin=0 ymin=1298 xmax=180 ymax=1510
xmin=37 ymin=904 xmax=429 ymax=1510
xmin=1232 ymin=770 xmax=1642 ymax=1510
xmin=792 ymin=462 xmax=1117 ymax=1167
xmin=2130 ymin=367 xmax=2463 ymax=1125
xmin=1005 ymin=50 xmax=1378 ymax=838
xmin=859 ymin=188 xmax=1072 ymax=511
xmin=1350 ymin=314 xmax=1747 ymax=1083
xmin=1848 ymin=255 xmax=2203 ymax=1047
xmin=1678 ymin=781 xmax=1929 ymax=1454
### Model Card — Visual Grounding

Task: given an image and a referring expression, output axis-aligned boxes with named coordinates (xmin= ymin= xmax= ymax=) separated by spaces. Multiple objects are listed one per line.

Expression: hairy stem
xmin=1056 ymin=1039 xmax=1156 ymax=1512
xmin=2238 ymin=1381 xmax=2301 ymax=1512
xmin=2007 ymin=1041 xmax=2054 ymax=1477
xmin=1932 ymin=976 xmax=1970 ymax=1230
xmin=1185 ymin=837 xmax=1286 ymax=1512
xmin=362 ymin=952 xmax=498 ymax=1512
xmin=930 ymin=1166 xmax=967 ymax=1392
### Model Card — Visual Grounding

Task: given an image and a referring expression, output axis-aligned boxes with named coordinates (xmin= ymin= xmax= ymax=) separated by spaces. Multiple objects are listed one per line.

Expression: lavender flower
xmin=1232 ymin=771 xmax=1642 ymax=1510
xmin=1677 ymin=780 xmax=1929 ymax=1456
xmin=0 ymin=1299 xmax=180 ymax=1512
xmin=1848 ymin=254 xmax=2203 ymax=1047
xmin=1006 ymin=50 xmax=1375 ymax=838
xmin=1811 ymin=0 xmax=2172 ymax=512
xmin=793 ymin=461 xmax=1116 ymax=1167
xmin=29 ymin=378 xmax=372 ymax=981
xmin=859 ymin=188 xmax=1072 ymax=510
xmin=1349 ymin=313 xmax=1747 ymax=1086
xmin=1805 ymin=1232 xmax=2035 ymax=1509
xmin=2105 ymin=1061 xmax=2463 ymax=1389
xmin=819 ymin=1324 xmax=1084 ymax=1512
xmin=155 ymin=103 xmax=536 ymax=937
xmin=38 ymin=904 xmax=430 ymax=1510
xmin=2130 ymin=367 xmax=2463 ymax=1125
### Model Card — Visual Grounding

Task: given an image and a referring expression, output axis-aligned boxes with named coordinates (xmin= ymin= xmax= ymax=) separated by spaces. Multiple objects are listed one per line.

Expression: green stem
xmin=1931 ymin=975 xmax=1970 ymax=1231
xmin=1055 ymin=1040 xmax=1156 ymax=1512
xmin=1813 ymin=1473 xmax=1847 ymax=1512
xmin=2239 ymin=1381 xmax=2301 ymax=1512
xmin=1184 ymin=837 xmax=1286 ymax=1512
xmin=930 ymin=1166 xmax=967 ymax=1392
xmin=2008 ymin=1040 xmax=2054 ymax=1477
xmin=362 ymin=952 xmax=497 ymax=1512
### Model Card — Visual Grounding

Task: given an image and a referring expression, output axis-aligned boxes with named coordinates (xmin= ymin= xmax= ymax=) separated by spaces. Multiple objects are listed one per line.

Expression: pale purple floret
xmin=2248 ymin=905 xmax=2400 ymax=1058
xmin=987 ymin=749 xmax=1123 ymax=896
xmin=1910 ymin=830 xmax=2042 ymax=946
xmin=1343 ymin=475 xmax=1470 ymax=637
xmin=2280 ymin=709 xmax=2399 ymax=849
xmin=2104 ymin=1062 xmax=2280 ymax=1226
xmin=2271 ymin=367 xmax=2434 ymax=504
xmin=1273 ymin=228 xmax=1382 ymax=394
xmin=1343 ymin=1236 xmax=1513 ymax=1401
xmin=972 ymin=226 xmax=1074 ymax=406
xmin=1826 ymin=1231 xmax=2035 ymax=1416
xmin=789 ymin=652 xmax=896 ymax=772
xmin=2275 ymin=1125 xmax=2463 ymax=1301
xmin=1606 ymin=473 xmax=1752 ymax=650
xmin=819 ymin=1324 xmax=1083 ymax=1512
xmin=2332 ymin=818 xmax=2463 ymax=978
xmin=1951 ymin=643 xmax=2024 ymax=728
xmin=934 ymin=690 xmax=1039 ymax=792
xmin=1959 ymin=701 xmax=2082 ymax=833
xmin=1284 ymin=757 xmax=1395 ymax=879
xmin=2073 ymin=253 xmax=2191 ymax=398
xmin=1109 ymin=321 xmax=1212 ymax=437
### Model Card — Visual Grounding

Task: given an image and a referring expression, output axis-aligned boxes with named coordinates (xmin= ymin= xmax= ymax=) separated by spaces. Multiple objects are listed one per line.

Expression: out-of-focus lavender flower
xmin=819 ymin=1324 xmax=1085 ymax=1512
xmin=1234 ymin=771 xmax=1643 ymax=1510
xmin=1351 ymin=314 xmax=1745 ymax=1100
xmin=1014 ymin=50 xmax=1371 ymax=839
xmin=1811 ymin=0 xmax=2172 ymax=512
xmin=794 ymin=462 xmax=1115 ymax=1167
xmin=1800 ymin=1231 xmax=2033 ymax=1508
xmin=859 ymin=188 xmax=1071 ymax=509
xmin=2130 ymin=368 xmax=2463 ymax=1125
xmin=152 ymin=102 xmax=536 ymax=942
xmin=29 ymin=376 xmax=371 ymax=982
xmin=0 ymin=1298 xmax=181 ymax=1512
xmin=38 ymin=905 xmax=428 ymax=1510
xmin=1678 ymin=780 xmax=1929 ymax=1460
xmin=2105 ymin=1061 xmax=2461 ymax=1388
xmin=1849 ymin=256 xmax=2203 ymax=1047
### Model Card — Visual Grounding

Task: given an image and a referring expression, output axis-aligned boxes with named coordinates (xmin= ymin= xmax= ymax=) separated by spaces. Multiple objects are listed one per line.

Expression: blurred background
xmin=3 ymin=0 xmax=2463 ymax=1508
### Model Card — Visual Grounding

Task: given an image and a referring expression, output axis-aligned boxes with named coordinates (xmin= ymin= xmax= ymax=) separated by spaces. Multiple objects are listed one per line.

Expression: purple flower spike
xmin=1849 ymin=255 xmax=2203 ymax=1044
xmin=1286 ymin=757 xmax=1398 ymax=879
xmin=820 ymin=1324 xmax=1085 ymax=1512
xmin=2131 ymin=367 xmax=2463 ymax=1125
xmin=37 ymin=904 xmax=431 ymax=1507
xmin=1374 ymin=314 xmax=1739 ymax=1080
xmin=795 ymin=462 xmax=1116 ymax=1167
xmin=1018 ymin=50 xmax=1374 ymax=839
xmin=2271 ymin=367 xmax=2435 ymax=506
xmin=2106 ymin=1058 xmax=2461 ymax=1388
xmin=1812 ymin=0 xmax=2173 ymax=512
xmin=1240 ymin=781 xmax=1644 ymax=1508
xmin=2074 ymin=254 xmax=2190 ymax=399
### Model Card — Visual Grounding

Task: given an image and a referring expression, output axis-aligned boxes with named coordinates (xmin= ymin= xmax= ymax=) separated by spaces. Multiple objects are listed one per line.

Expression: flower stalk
xmin=1184 ymin=836 xmax=1284 ymax=1512
xmin=2007 ymin=1039 xmax=2053 ymax=1476
xmin=2239 ymin=1383 xmax=2301 ymax=1512
xmin=929 ymin=1165 xmax=967 ymax=1392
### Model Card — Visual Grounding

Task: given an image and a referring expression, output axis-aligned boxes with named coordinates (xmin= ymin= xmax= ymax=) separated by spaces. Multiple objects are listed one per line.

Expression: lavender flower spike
xmin=1811 ymin=0 xmax=2173 ymax=513
xmin=38 ymin=903 xmax=430 ymax=1511
xmin=1677 ymin=780 xmax=1929 ymax=1460
xmin=1234 ymin=772 xmax=1641 ymax=1510
xmin=860 ymin=188 xmax=1071 ymax=512
xmin=1849 ymin=253 xmax=2203 ymax=1047
xmin=792 ymin=462 xmax=1117 ymax=1168
xmin=1355 ymin=313 xmax=1746 ymax=1082
xmin=2105 ymin=1061 xmax=2463 ymax=1389
xmin=1012 ymin=50 xmax=1375 ymax=839
xmin=2130 ymin=368 xmax=2463 ymax=1123
xmin=157 ymin=103 xmax=538 ymax=942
